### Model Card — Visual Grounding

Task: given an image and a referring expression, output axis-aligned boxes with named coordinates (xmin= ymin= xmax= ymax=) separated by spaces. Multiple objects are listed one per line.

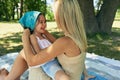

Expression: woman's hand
xmin=43 ymin=30 xmax=56 ymax=43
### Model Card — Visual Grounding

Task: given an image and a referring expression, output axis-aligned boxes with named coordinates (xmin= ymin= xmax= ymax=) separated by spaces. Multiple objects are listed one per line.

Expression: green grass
xmin=87 ymin=30 xmax=120 ymax=60
xmin=0 ymin=22 xmax=120 ymax=60
xmin=0 ymin=32 xmax=23 ymax=55
xmin=115 ymin=9 xmax=120 ymax=20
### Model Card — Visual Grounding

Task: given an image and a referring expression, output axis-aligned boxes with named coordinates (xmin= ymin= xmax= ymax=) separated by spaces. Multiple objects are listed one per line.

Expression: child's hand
xmin=22 ymin=29 xmax=31 ymax=42
xmin=0 ymin=68 xmax=9 ymax=75
xmin=0 ymin=68 xmax=9 ymax=80
xmin=24 ymin=29 xmax=31 ymax=36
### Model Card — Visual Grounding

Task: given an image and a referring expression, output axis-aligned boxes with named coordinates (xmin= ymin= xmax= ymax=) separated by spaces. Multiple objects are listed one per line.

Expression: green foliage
xmin=0 ymin=0 xmax=19 ymax=21
xmin=24 ymin=0 xmax=46 ymax=14
xmin=0 ymin=0 xmax=47 ymax=21
xmin=46 ymin=6 xmax=54 ymax=21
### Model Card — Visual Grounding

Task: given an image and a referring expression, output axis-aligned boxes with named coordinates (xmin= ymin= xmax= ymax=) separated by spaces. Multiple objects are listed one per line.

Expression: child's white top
xmin=29 ymin=36 xmax=53 ymax=69
xmin=36 ymin=36 xmax=52 ymax=49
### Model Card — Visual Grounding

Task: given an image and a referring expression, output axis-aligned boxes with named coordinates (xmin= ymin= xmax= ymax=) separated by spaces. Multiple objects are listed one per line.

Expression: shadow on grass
xmin=0 ymin=27 xmax=120 ymax=60
xmin=0 ymin=32 xmax=23 ymax=56
xmin=0 ymin=29 xmax=64 ymax=56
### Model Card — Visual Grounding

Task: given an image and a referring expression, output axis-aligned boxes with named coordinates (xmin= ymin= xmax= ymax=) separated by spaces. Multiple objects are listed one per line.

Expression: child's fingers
xmin=0 ymin=68 xmax=9 ymax=75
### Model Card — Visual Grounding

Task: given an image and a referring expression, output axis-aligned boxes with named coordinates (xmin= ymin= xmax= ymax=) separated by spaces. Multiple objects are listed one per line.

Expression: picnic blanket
xmin=0 ymin=52 xmax=120 ymax=80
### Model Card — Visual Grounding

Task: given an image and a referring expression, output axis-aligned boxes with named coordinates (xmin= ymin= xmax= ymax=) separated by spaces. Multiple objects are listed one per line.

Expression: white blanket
xmin=0 ymin=52 xmax=120 ymax=80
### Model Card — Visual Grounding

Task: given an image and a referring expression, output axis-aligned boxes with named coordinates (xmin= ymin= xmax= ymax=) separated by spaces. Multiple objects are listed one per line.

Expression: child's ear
xmin=24 ymin=27 xmax=27 ymax=29
xmin=28 ymin=28 xmax=33 ymax=34
xmin=30 ymin=30 xmax=33 ymax=34
xmin=24 ymin=27 xmax=33 ymax=34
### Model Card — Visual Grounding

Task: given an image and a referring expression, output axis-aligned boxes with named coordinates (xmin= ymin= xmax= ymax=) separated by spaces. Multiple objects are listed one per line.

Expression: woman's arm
xmin=44 ymin=30 xmax=56 ymax=43
xmin=22 ymin=29 xmax=68 ymax=66
xmin=30 ymin=34 xmax=41 ymax=54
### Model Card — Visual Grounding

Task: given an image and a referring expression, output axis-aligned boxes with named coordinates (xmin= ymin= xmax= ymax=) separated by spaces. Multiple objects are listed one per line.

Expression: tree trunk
xmin=20 ymin=0 xmax=23 ymax=18
xmin=12 ymin=6 xmax=15 ymax=20
xmin=78 ymin=0 xmax=99 ymax=34
xmin=45 ymin=0 xmax=47 ymax=15
xmin=96 ymin=0 xmax=120 ymax=34
xmin=78 ymin=0 xmax=120 ymax=35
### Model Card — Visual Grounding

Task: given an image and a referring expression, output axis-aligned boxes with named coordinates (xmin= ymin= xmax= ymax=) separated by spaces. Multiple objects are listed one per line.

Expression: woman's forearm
xmin=30 ymin=34 xmax=41 ymax=54
xmin=22 ymin=29 xmax=65 ymax=67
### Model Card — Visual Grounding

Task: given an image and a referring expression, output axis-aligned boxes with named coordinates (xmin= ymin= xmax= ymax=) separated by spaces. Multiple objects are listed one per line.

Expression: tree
xmin=78 ymin=0 xmax=120 ymax=34
xmin=24 ymin=0 xmax=46 ymax=14
xmin=20 ymin=0 xmax=23 ymax=18
xmin=0 ymin=0 xmax=19 ymax=21
xmin=0 ymin=0 xmax=47 ymax=20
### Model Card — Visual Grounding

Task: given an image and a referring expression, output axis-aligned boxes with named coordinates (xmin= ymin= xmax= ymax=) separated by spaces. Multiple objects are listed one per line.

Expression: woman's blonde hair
xmin=55 ymin=0 xmax=87 ymax=52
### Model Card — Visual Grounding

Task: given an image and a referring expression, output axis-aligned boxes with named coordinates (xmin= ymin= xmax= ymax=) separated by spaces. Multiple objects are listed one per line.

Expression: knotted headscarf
xmin=19 ymin=11 xmax=41 ymax=31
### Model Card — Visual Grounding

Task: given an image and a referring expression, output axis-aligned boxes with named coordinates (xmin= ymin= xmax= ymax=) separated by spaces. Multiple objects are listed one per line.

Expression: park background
xmin=0 ymin=0 xmax=120 ymax=61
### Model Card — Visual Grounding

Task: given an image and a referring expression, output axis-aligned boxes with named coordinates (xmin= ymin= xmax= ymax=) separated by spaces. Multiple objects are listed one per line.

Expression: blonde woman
xmin=23 ymin=0 xmax=87 ymax=80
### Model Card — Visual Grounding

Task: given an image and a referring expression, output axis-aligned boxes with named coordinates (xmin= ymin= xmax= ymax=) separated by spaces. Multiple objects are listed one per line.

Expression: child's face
xmin=34 ymin=15 xmax=46 ymax=34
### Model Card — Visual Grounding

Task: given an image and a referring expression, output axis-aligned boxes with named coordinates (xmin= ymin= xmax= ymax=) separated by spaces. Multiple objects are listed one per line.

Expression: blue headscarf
xmin=19 ymin=11 xmax=41 ymax=31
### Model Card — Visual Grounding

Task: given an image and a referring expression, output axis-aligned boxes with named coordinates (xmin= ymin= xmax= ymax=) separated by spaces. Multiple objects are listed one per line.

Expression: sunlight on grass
xmin=46 ymin=22 xmax=57 ymax=30
xmin=0 ymin=23 xmax=23 ymax=35
xmin=101 ymin=41 xmax=112 ymax=45
xmin=113 ymin=21 xmax=120 ymax=28
xmin=115 ymin=9 xmax=120 ymax=20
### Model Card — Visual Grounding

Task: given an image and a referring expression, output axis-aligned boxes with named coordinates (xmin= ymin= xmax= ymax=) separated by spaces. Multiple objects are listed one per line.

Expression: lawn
xmin=0 ymin=21 xmax=120 ymax=60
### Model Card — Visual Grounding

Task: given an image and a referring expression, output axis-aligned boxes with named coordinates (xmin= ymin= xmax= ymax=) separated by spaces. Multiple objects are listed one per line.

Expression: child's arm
xmin=30 ymin=34 xmax=41 ymax=54
xmin=44 ymin=30 xmax=56 ymax=43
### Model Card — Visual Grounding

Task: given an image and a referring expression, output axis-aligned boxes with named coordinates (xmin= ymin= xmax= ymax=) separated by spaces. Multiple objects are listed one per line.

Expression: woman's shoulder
xmin=53 ymin=36 xmax=74 ymax=49
xmin=55 ymin=36 xmax=72 ymax=44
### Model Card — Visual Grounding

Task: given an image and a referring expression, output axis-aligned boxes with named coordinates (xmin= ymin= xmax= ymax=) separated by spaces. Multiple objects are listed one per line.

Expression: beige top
xmin=29 ymin=35 xmax=86 ymax=80
xmin=29 ymin=52 xmax=86 ymax=80
xmin=29 ymin=67 xmax=52 ymax=80
xmin=57 ymin=52 xmax=86 ymax=80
